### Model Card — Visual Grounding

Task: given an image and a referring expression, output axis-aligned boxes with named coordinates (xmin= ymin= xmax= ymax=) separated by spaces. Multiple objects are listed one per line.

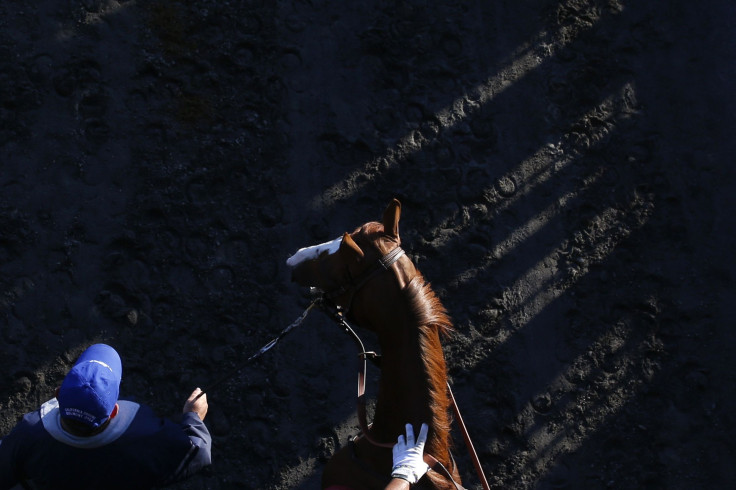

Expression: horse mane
xmin=404 ymin=274 xmax=453 ymax=337
xmin=403 ymin=274 xmax=454 ymax=460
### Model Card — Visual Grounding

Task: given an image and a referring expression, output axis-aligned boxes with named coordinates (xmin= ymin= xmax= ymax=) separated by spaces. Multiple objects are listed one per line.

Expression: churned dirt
xmin=1 ymin=1 xmax=735 ymax=489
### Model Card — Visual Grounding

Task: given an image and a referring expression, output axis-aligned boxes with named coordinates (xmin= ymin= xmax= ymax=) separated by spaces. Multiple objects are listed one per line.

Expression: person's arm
xmin=0 ymin=434 xmax=20 ymax=490
xmin=385 ymin=477 xmax=411 ymax=489
xmin=386 ymin=423 xmax=429 ymax=489
xmin=0 ymin=415 xmax=35 ymax=490
xmin=168 ymin=388 xmax=212 ymax=482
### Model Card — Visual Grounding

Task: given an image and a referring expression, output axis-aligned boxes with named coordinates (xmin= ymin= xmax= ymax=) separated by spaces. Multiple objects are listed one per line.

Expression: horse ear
xmin=382 ymin=199 xmax=401 ymax=239
xmin=340 ymin=232 xmax=365 ymax=261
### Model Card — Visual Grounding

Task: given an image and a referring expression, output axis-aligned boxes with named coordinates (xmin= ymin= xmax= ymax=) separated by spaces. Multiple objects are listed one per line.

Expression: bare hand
xmin=183 ymin=388 xmax=208 ymax=421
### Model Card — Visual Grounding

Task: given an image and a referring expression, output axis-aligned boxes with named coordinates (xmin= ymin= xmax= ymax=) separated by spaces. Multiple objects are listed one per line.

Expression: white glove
xmin=391 ymin=423 xmax=430 ymax=484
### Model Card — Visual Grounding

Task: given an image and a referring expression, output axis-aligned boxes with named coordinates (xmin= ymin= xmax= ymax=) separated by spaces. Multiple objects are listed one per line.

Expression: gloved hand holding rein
xmin=390 ymin=423 xmax=430 ymax=485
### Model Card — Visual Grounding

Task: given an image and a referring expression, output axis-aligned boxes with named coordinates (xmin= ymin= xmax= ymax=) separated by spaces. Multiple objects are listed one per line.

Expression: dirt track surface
xmin=2 ymin=1 xmax=735 ymax=489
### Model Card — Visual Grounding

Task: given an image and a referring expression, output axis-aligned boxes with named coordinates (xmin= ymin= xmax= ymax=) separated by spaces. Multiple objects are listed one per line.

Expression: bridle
xmin=321 ymin=243 xmax=406 ymax=314
xmin=315 ymin=244 xmax=491 ymax=490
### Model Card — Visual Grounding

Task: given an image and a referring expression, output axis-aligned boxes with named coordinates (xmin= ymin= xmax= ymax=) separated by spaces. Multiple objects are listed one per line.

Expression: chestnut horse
xmin=287 ymin=199 xmax=463 ymax=489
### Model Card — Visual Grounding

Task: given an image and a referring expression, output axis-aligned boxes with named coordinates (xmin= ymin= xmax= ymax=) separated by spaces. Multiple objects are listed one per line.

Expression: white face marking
xmin=286 ymin=237 xmax=343 ymax=267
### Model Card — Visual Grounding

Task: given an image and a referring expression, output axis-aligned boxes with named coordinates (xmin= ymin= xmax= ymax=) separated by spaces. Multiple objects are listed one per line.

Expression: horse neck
xmin=369 ymin=312 xmax=452 ymax=464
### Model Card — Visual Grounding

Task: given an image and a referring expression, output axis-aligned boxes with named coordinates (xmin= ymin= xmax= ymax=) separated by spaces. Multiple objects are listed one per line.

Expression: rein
xmin=319 ymin=299 xmax=390 ymax=448
xmin=194 ymin=300 xmax=319 ymax=401
xmin=314 ymin=245 xmax=490 ymax=490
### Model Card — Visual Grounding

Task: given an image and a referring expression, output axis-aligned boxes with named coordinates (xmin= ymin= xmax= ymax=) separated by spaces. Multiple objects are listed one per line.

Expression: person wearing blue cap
xmin=0 ymin=344 xmax=212 ymax=489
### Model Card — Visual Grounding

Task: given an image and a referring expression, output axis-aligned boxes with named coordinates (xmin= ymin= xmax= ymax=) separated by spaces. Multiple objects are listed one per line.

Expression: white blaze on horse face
xmin=286 ymin=237 xmax=343 ymax=267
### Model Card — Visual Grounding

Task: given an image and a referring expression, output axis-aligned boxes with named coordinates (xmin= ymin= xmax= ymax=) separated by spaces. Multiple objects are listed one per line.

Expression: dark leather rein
xmin=316 ymin=246 xmax=490 ymax=490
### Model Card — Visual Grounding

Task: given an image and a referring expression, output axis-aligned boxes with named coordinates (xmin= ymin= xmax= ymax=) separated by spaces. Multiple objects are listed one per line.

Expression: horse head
xmin=287 ymin=199 xmax=411 ymax=328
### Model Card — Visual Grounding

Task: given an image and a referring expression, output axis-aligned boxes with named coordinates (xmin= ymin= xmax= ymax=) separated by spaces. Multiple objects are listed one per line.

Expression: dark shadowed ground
xmin=2 ymin=1 xmax=735 ymax=489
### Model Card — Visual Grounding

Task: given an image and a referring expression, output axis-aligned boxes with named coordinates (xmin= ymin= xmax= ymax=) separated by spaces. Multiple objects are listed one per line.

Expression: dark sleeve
xmin=0 ymin=415 xmax=35 ymax=490
xmin=165 ymin=411 xmax=212 ymax=484
xmin=0 ymin=434 xmax=20 ymax=490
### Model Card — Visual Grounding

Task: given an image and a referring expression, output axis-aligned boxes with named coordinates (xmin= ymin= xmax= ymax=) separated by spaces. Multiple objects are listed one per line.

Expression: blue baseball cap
xmin=57 ymin=344 xmax=122 ymax=428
